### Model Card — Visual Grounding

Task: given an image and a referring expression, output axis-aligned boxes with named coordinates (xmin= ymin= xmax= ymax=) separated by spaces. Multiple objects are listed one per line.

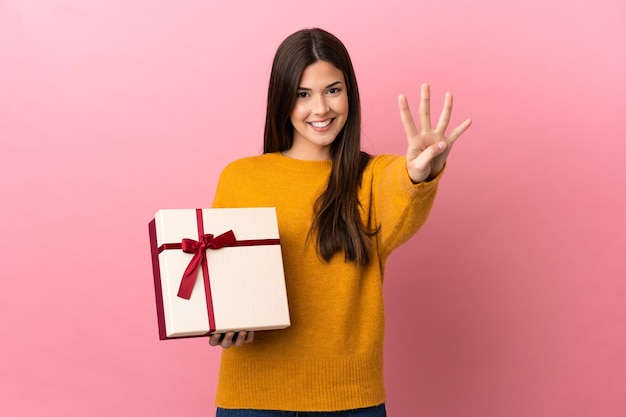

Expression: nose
xmin=311 ymin=94 xmax=329 ymax=115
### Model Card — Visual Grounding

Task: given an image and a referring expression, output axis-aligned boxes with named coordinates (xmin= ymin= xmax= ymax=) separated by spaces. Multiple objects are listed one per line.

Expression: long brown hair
xmin=264 ymin=28 xmax=375 ymax=265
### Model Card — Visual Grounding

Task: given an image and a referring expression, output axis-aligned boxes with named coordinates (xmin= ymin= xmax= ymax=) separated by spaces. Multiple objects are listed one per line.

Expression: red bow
xmin=177 ymin=230 xmax=236 ymax=299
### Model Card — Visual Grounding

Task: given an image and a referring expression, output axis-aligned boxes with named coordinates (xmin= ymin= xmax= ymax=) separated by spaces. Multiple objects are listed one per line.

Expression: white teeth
xmin=310 ymin=119 xmax=332 ymax=128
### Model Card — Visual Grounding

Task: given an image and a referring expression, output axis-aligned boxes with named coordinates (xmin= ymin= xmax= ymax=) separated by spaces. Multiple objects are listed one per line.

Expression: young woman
xmin=209 ymin=28 xmax=471 ymax=416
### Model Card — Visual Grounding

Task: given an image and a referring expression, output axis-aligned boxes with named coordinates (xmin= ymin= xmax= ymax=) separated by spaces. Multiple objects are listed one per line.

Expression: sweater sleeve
xmin=368 ymin=155 xmax=443 ymax=262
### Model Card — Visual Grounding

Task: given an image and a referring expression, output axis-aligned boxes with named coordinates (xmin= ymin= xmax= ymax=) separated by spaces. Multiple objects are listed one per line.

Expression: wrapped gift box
xmin=149 ymin=208 xmax=291 ymax=340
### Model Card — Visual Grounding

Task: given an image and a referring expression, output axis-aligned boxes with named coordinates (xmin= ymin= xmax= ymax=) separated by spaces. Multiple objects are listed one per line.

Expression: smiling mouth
xmin=308 ymin=119 xmax=333 ymax=128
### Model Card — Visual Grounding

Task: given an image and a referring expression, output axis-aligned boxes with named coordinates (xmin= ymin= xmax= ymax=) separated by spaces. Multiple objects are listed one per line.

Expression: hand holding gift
xmin=209 ymin=331 xmax=255 ymax=348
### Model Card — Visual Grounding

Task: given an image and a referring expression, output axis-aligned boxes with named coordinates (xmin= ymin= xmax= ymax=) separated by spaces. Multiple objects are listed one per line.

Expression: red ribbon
xmin=177 ymin=230 xmax=236 ymax=300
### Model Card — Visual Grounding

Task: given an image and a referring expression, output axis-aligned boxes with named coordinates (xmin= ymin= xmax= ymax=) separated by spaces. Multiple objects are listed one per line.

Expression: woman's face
xmin=286 ymin=61 xmax=349 ymax=160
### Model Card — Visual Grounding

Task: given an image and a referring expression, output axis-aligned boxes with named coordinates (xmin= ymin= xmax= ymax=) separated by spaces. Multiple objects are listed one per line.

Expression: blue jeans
xmin=216 ymin=404 xmax=386 ymax=417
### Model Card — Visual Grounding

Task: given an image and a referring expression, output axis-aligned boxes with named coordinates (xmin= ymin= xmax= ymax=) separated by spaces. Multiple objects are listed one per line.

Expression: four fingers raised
xmin=400 ymin=83 xmax=471 ymax=152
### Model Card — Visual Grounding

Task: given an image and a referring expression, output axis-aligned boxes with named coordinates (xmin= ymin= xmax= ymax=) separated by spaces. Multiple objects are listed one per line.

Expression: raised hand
xmin=399 ymin=83 xmax=471 ymax=183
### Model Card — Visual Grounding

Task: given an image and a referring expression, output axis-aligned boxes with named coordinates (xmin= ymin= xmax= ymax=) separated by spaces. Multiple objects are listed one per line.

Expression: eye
xmin=327 ymin=87 xmax=341 ymax=95
xmin=296 ymin=91 xmax=309 ymax=99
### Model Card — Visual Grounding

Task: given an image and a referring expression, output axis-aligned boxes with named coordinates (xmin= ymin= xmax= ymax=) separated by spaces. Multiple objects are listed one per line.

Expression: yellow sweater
xmin=212 ymin=152 xmax=441 ymax=411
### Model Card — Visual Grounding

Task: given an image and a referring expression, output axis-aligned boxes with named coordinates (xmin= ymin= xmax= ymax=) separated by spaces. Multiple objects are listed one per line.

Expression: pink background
xmin=1 ymin=0 xmax=625 ymax=416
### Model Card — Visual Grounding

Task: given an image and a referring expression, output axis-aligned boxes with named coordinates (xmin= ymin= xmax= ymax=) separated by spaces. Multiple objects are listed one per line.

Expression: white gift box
xmin=149 ymin=208 xmax=291 ymax=340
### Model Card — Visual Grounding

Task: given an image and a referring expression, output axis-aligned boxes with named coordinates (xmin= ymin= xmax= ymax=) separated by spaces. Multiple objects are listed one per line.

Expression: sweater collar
xmin=267 ymin=152 xmax=332 ymax=172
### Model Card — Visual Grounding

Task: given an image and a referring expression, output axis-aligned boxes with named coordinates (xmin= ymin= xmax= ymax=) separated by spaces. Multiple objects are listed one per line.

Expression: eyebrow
xmin=297 ymin=81 xmax=343 ymax=91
